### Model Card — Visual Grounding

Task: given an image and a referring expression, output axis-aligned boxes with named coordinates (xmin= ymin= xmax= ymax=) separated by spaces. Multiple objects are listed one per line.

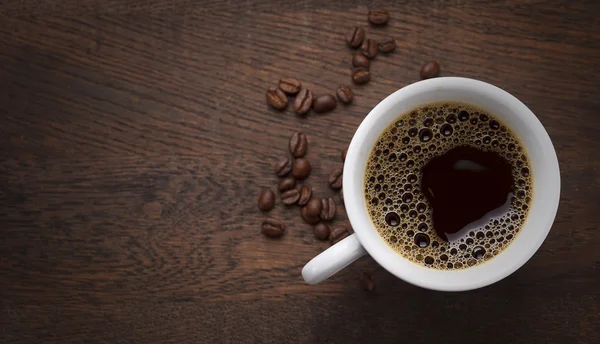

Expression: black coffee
xmin=365 ymin=102 xmax=532 ymax=269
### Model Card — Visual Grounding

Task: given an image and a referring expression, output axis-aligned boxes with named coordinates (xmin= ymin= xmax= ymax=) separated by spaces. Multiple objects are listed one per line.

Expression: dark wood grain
xmin=1 ymin=1 xmax=599 ymax=343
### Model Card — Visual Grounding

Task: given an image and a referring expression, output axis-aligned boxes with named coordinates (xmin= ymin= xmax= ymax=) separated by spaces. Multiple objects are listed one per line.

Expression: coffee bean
xmin=258 ymin=189 xmax=276 ymax=212
xmin=277 ymin=177 xmax=296 ymax=192
xmin=352 ymin=67 xmax=371 ymax=85
xmin=289 ymin=132 xmax=308 ymax=158
xmin=314 ymin=223 xmax=330 ymax=241
xmin=420 ymin=61 xmax=440 ymax=79
xmin=378 ymin=36 xmax=396 ymax=53
xmin=266 ymin=87 xmax=288 ymax=110
xmin=339 ymin=188 xmax=344 ymax=203
xmin=274 ymin=157 xmax=292 ymax=177
xmin=298 ymin=185 xmax=312 ymax=206
xmin=292 ymin=158 xmax=311 ymax=180
xmin=281 ymin=189 xmax=300 ymax=205
xmin=305 ymin=197 xmax=322 ymax=217
xmin=312 ymin=94 xmax=337 ymax=113
xmin=279 ymin=77 xmax=301 ymax=95
xmin=301 ymin=206 xmax=321 ymax=225
xmin=368 ymin=10 xmax=390 ymax=25
xmin=320 ymin=197 xmax=337 ymax=221
xmin=345 ymin=26 xmax=365 ymax=48
xmin=360 ymin=272 xmax=375 ymax=292
xmin=341 ymin=147 xmax=348 ymax=162
xmin=336 ymin=86 xmax=353 ymax=104
xmin=361 ymin=39 xmax=378 ymax=59
xmin=352 ymin=52 xmax=370 ymax=68
xmin=293 ymin=88 xmax=314 ymax=116
xmin=328 ymin=168 xmax=343 ymax=189
xmin=330 ymin=226 xmax=350 ymax=244
xmin=261 ymin=218 xmax=285 ymax=238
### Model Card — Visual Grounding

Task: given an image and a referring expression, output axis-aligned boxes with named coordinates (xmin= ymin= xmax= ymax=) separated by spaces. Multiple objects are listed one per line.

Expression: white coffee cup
xmin=302 ymin=77 xmax=560 ymax=291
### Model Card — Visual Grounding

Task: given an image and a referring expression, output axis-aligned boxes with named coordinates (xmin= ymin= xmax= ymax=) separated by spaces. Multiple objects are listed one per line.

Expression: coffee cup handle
xmin=302 ymin=234 xmax=367 ymax=285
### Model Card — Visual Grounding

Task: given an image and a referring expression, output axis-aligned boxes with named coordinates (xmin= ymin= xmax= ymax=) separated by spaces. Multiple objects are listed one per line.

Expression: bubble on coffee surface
xmin=364 ymin=102 xmax=533 ymax=269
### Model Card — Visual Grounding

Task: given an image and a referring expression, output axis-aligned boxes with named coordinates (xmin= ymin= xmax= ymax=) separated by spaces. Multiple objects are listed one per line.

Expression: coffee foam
xmin=364 ymin=102 xmax=533 ymax=269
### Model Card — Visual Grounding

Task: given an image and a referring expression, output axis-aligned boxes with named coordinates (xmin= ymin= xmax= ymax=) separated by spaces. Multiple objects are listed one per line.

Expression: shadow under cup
xmin=343 ymin=77 xmax=560 ymax=291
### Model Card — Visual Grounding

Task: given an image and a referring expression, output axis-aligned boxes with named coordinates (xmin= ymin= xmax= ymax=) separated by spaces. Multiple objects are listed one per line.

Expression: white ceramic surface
xmin=302 ymin=77 xmax=560 ymax=291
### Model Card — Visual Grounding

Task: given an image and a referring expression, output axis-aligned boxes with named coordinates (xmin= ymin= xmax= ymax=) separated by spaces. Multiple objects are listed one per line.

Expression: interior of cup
xmin=343 ymin=77 xmax=560 ymax=291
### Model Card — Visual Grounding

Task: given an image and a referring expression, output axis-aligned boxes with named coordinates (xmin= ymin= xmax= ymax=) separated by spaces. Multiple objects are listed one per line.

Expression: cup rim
xmin=343 ymin=77 xmax=560 ymax=291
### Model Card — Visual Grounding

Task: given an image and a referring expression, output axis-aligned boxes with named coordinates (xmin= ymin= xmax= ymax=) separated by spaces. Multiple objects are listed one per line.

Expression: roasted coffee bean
xmin=345 ymin=26 xmax=365 ymax=48
xmin=261 ymin=218 xmax=285 ymax=238
xmin=352 ymin=67 xmax=371 ymax=85
xmin=304 ymin=197 xmax=322 ymax=217
xmin=336 ymin=86 xmax=354 ymax=104
xmin=281 ymin=189 xmax=300 ymax=205
xmin=328 ymin=168 xmax=343 ymax=189
xmin=361 ymin=39 xmax=378 ymax=59
xmin=301 ymin=206 xmax=321 ymax=225
xmin=339 ymin=188 xmax=344 ymax=203
xmin=314 ymin=223 xmax=331 ymax=241
xmin=420 ymin=60 xmax=440 ymax=79
xmin=341 ymin=147 xmax=348 ymax=162
xmin=279 ymin=77 xmax=301 ymax=95
xmin=320 ymin=197 xmax=337 ymax=220
xmin=360 ymin=272 xmax=375 ymax=292
xmin=368 ymin=10 xmax=389 ymax=25
xmin=277 ymin=177 xmax=296 ymax=192
xmin=289 ymin=132 xmax=308 ymax=158
xmin=293 ymin=88 xmax=314 ymax=116
xmin=330 ymin=226 xmax=350 ymax=244
xmin=298 ymin=185 xmax=312 ymax=206
xmin=352 ymin=52 xmax=370 ymax=68
xmin=378 ymin=36 xmax=396 ymax=53
xmin=292 ymin=158 xmax=311 ymax=180
xmin=312 ymin=94 xmax=337 ymax=113
xmin=258 ymin=189 xmax=276 ymax=212
xmin=266 ymin=87 xmax=288 ymax=110
xmin=274 ymin=157 xmax=292 ymax=177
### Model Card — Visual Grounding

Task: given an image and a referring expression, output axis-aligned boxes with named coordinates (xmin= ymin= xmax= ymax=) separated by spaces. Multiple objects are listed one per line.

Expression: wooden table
xmin=1 ymin=1 xmax=599 ymax=343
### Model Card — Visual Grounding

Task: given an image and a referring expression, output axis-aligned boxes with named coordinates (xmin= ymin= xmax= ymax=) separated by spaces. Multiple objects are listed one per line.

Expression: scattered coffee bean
xmin=339 ymin=188 xmax=344 ymax=203
xmin=277 ymin=177 xmax=296 ymax=192
xmin=274 ymin=157 xmax=292 ymax=177
xmin=298 ymin=185 xmax=313 ymax=206
xmin=261 ymin=218 xmax=285 ymax=238
xmin=314 ymin=223 xmax=331 ymax=241
xmin=330 ymin=226 xmax=350 ymax=244
xmin=345 ymin=26 xmax=365 ymax=48
xmin=378 ymin=36 xmax=396 ymax=53
xmin=258 ymin=189 xmax=276 ymax=212
xmin=266 ymin=87 xmax=288 ymax=111
xmin=361 ymin=38 xmax=378 ymax=59
xmin=352 ymin=67 xmax=371 ymax=85
xmin=281 ymin=188 xmax=300 ymax=205
xmin=368 ymin=10 xmax=390 ymax=25
xmin=312 ymin=94 xmax=337 ymax=113
xmin=336 ymin=86 xmax=353 ymax=104
xmin=329 ymin=168 xmax=343 ymax=189
xmin=289 ymin=132 xmax=308 ymax=158
xmin=301 ymin=206 xmax=321 ymax=225
xmin=279 ymin=77 xmax=301 ymax=95
xmin=341 ymin=147 xmax=348 ymax=162
xmin=360 ymin=272 xmax=375 ymax=292
xmin=320 ymin=197 xmax=337 ymax=220
xmin=293 ymin=88 xmax=314 ymax=116
xmin=305 ymin=197 xmax=322 ymax=217
xmin=352 ymin=52 xmax=370 ymax=68
xmin=420 ymin=60 xmax=440 ymax=79
xmin=292 ymin=157 xmax=311 ymax=180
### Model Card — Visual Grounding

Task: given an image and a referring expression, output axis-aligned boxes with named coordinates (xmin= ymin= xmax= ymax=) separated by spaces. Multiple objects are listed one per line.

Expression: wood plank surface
xmin=1 ymin=1 xmax=599 ymax=343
